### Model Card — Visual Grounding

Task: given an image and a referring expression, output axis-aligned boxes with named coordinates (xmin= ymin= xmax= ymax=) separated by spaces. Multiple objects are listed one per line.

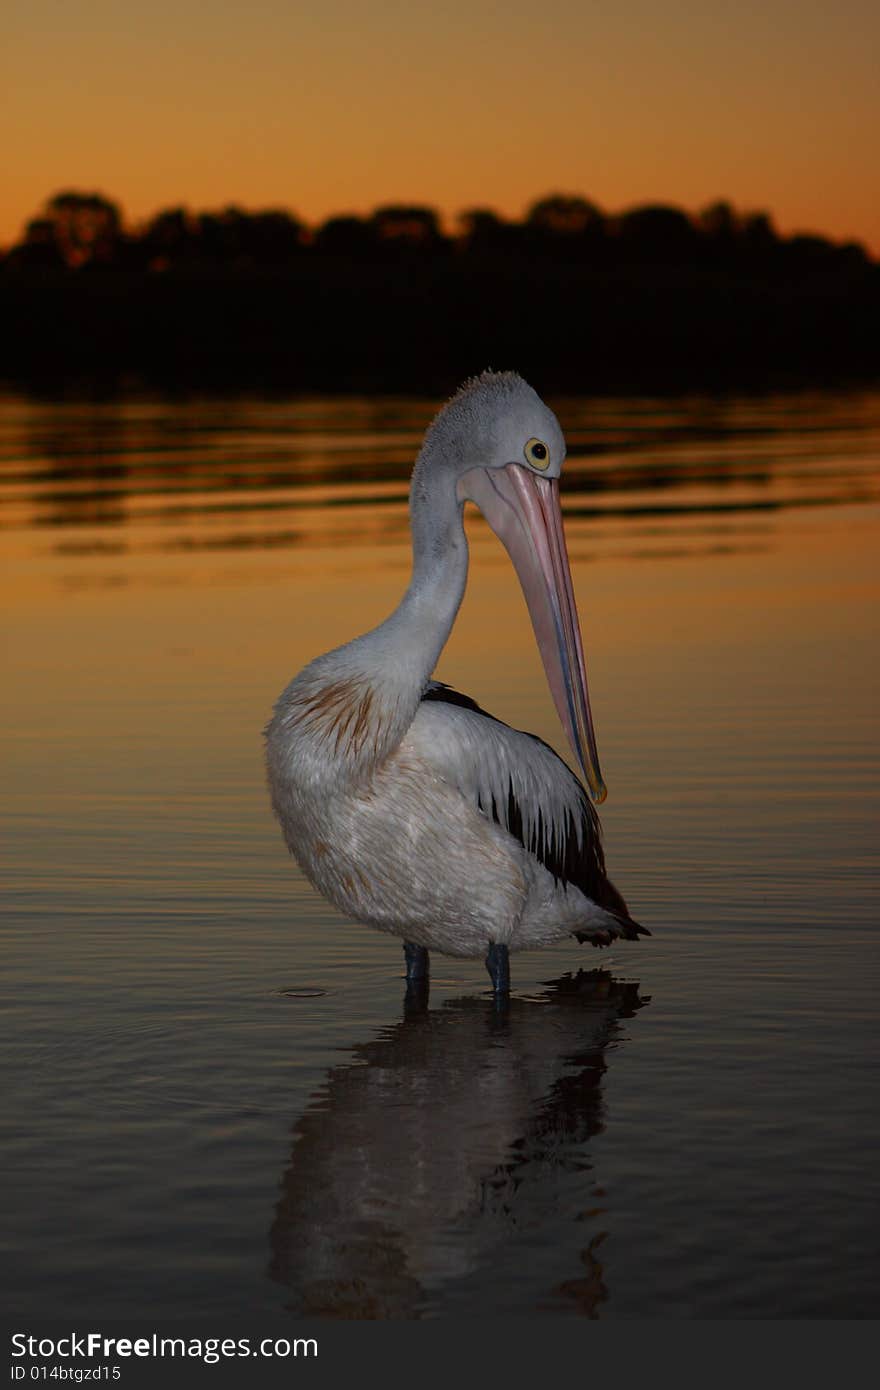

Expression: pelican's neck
xmin=275 ymin=447 xmax=469 ymax=785
xmin=286 ymin=452 xmax=468 ymax=776
xmin=276 ymin=445 xmax=470 ymax=785
xmin=367 ymin=447 xmax=468 ymax=688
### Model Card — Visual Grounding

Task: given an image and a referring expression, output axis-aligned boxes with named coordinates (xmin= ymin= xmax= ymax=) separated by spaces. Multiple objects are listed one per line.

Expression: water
xmin=1 ymin=388 xmax=878 ymax=1318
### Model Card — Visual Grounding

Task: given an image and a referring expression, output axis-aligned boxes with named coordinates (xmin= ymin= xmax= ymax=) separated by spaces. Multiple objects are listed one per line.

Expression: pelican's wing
xmin=407 ymin=682 xmax=646 ymax=936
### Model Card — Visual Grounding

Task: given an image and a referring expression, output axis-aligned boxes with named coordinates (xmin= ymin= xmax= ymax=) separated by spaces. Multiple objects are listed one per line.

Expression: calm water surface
xmin=2 ymin=389 xmax=878 ymax=1318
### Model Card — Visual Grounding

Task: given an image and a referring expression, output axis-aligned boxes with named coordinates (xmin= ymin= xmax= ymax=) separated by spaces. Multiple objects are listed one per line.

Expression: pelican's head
xmin=419 ymin=371 xmax=606 ymax=803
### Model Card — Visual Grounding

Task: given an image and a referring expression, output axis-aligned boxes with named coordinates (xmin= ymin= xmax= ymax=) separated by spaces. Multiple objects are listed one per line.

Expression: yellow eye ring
xmin=524 ymin=437 xmax=550 ymax=469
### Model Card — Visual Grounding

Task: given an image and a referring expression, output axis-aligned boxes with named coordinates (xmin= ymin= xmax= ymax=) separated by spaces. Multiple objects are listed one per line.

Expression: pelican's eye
xmin=524 ymin=437 xmax=549 ymax=469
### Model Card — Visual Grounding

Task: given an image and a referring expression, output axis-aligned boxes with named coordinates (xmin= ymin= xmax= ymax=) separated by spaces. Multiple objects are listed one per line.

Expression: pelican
xmin=265 ymin=372 xmax=647 ymax=993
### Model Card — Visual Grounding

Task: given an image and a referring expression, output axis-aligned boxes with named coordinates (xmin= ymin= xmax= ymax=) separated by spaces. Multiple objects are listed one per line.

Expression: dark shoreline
xmin=3 ymin=257 xmax=878 ymax=398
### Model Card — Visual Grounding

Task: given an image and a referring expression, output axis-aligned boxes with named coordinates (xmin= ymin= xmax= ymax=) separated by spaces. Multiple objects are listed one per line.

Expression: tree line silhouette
xmin=2 ymin=190 xmax=877 ymax=392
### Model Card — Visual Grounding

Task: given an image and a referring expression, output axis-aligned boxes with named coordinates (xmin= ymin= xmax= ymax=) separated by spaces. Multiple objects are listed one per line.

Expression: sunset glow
xmin=5 ymin=0 xmax=880 ymax=253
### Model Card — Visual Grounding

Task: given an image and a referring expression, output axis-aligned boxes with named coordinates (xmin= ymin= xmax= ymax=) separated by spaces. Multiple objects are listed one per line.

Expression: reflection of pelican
xmin=269 ymin=972 xmax=646 ymax=1317
xmin=266 ymin=373 xmax=646 ymax=993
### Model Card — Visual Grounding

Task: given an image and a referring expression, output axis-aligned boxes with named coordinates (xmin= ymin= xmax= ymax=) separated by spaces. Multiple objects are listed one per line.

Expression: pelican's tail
xmin=573 ymin=879 xmax=650 ymax=948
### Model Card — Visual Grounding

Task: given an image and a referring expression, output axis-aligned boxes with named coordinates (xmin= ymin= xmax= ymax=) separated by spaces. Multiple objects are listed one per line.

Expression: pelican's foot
xmin=403 ymin=941 xmax=429 ymax=983
xmin=485 ymin=942 xmax=510 ymax=995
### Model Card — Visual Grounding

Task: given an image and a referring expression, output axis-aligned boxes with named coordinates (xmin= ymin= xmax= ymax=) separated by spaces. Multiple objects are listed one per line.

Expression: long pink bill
xmin=460 ymin=463 xmax=607 ymax=803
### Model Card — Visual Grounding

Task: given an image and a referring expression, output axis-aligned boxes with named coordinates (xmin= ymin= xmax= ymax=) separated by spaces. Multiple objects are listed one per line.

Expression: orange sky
xmin=5 ymin=0 xmax=880 ymax=253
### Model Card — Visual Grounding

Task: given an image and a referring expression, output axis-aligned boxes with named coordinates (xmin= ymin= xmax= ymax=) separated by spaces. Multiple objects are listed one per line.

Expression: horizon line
xmin=2 ymin=187 xmax=875 ymax=261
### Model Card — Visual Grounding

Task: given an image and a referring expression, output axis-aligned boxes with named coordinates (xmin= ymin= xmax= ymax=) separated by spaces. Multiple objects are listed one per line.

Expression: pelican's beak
xmin=459 ymin=463 xmax=607 ymax=802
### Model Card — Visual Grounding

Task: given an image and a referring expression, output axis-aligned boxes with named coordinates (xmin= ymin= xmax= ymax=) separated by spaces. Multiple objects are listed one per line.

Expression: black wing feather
xmin=422 ymin=682 xmax=648 ymax=939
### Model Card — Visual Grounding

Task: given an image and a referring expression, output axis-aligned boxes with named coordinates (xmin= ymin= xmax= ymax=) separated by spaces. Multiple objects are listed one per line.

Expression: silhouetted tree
xmin=370 ymin=205 xmax=447 ymax=253
xmin=313 ymin=215 xmax=374 ymax=256
xmin=211 ymin=207 xmax=303 ymax=264
xmin=786 ymin=234 xmax=837 ymax=271
xmin=138 ymin=207 xmax=198 ymax=270
xmin=195 ymin=207 xmax=251 ymax=263
xmin=457 ymin=208 xmax=524 ymax=256
xmin=138 ymin=205 xmax=304 ymax=269
xmin=739 ymin=210 xmax=779 ymax=269
xmin=524 ymin=194 xmax=606 ymax=262
xmin=243 ymin=209 xmax=304 ymax=264
xmin=3 ymin=217 xmax=66 ymax=270
xmin=694 ymin=201 xmax=743 ymax=268
xmin=698 ymin=200 xmax=739 ymax=242
xmin=526 ymin=194 xmax=604 ymax=238
xmin=741 ymin=210 xmax=777 ymax=245
xmin=614 ymin=204 xmax=699 ymax=262
xmin=41 ymin=191 xmax=124 ymax=267
xmin=836 ymin=241 xmax=870 ymax=270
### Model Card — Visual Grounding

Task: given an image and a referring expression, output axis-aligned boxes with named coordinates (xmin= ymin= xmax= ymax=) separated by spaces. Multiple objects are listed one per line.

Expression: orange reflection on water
xmin=3 ymin=390 xmax=878 ymax=829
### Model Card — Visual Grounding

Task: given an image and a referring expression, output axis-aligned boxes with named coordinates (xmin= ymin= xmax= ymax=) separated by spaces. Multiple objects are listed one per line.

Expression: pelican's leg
xmin=485 ymin=942 xmax=510 ymax=995
xmin=403 ymin=941 xmax=429 ymax=983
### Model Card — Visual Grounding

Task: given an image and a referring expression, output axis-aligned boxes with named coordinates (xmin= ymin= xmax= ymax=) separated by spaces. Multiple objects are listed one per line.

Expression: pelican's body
xmin=266 ymin=373 xmax=645 ymax=988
